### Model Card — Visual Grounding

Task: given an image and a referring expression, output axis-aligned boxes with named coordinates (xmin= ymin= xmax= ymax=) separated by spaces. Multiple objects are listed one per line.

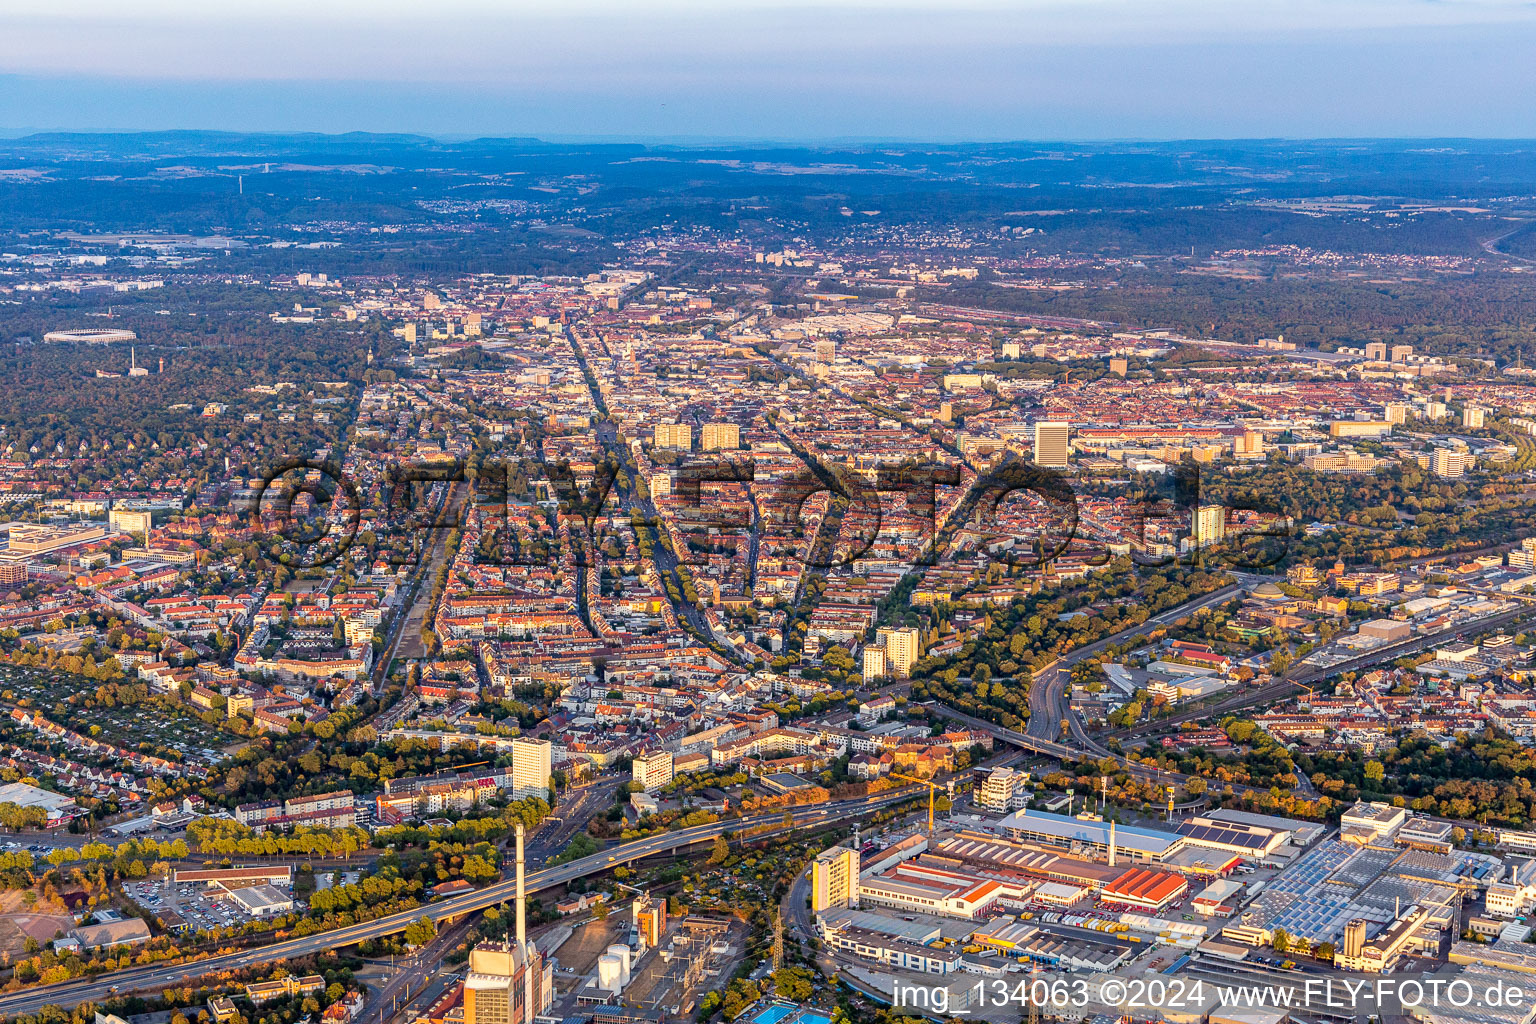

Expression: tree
xmin=403 ymin=915 xmax=436 ymax=947
xmin=1272 ymin=927 xmax=1290 ymax=953
xmin=708 ymin=835 xmax=730 ymax=865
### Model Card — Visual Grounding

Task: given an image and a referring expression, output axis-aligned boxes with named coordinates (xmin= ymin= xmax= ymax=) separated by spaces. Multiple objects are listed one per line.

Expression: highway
xmin=0 ymin=790 xmax=923 ymax=1016
xmin=1112 ymin=600 xmax=1536 ymax=743
xmin=1025 ymin=577 xmax=1261 ymax=744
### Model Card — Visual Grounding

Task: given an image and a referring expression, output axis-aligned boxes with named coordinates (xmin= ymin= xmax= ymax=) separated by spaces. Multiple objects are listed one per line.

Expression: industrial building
xmin=463 ymin=825 xmax=553 ymax=1024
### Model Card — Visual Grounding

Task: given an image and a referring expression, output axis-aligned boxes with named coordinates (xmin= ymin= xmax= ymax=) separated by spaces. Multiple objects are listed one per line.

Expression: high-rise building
xmin=1391 ymin=344 xmax=1414 ymax=363
xmin=1431 ymin=449 xmax=1474 ymax=478
xmin=632 ymin=752 xmax=674 ymax=792
xmin=977 ymin=767 xmax=1028 ymax=813
xmin=1231 ymin=430 xmax=1265 ymax=460
xmin=1033 ymin=421 xmax=1070 ymax=468
xmin=1509 ymin=538 xmax=1536 ymax=571
xmin=422 ymin=292 xmax=441 ymax=310
xmin=0 ymin=562 xmax=26 ymax=586
xmin=1364 ymin=342 xmax=1388 ymax=361
xmin=649 ymin=472 xmax=673 ymax=498
xmin=464 ymin=826 xmax=552 ymax=1024
xmin=653 ymin=423 xmax=693 ymax=450
xmin=1463 ymin=406 xmax=1486 ymax=429
xmin=1384 ymin=403 xmax=1408 ymax=425
xmin=700 ymin=423 xmax=740 ymax=451
xmin=811 ymin=845 xmax=859 ymax=912
xmin=879 ymin=626 xmax=923 ymax=678
xmin=509 ymin=738 xmax=552 ymax=801
xmin=862 ymin=647 xmax=888 ymax=681
xmin=815 ymin=339 xmax=836 ymax=363
xmin=1192 ymin=505 xmax=1226 ymax=547
xmin=1109 ymin=358 xmax=1129 ymax=377
xmin=632 ymin=896 xmax=667 ymax=949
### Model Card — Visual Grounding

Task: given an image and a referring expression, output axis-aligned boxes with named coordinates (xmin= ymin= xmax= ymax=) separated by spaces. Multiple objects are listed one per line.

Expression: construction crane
xmin=891 ymin=773 xmax=951 ymax=834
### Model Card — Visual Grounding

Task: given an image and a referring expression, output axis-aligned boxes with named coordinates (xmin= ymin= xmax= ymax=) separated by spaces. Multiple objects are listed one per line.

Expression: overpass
xmin=0 ymin=790 xmax=922 ymax=1017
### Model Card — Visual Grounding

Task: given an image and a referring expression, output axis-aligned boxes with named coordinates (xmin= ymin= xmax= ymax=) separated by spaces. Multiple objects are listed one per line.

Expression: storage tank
xmin=597 ymin=954 xmax=624 ymax=993
xmin=606 ymin=944 xmax=632 ymax=985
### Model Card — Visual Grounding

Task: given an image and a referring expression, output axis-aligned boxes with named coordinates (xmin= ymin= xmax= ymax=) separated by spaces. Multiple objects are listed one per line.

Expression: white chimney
xmin=517 ymin=822 xmax=534 ymax=1024
xmin=515 ymin=822 xmax=527 ymax=949
xmin=1108 ymin=820 xmax=1117 ymax=868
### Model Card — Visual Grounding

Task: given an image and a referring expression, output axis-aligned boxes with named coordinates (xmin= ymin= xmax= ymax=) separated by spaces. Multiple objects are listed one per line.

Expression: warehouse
xmin=1033 ymin=881 xmax=1088 ymax=906
xmin=1176 ymin=816 xmax=1290 ymax=860
xmin=224 ymin=883 xmax=294 ymax=919
xmin=972 ymin=920 xmax=1133 ymax=973
xmin=1101 ymin=867 xmax=1189 ymax=911
xmin=819 ymin=921 xmax=964 ymax=975
xmin=1191 ymin=879 xmax=1246 ymax=917
xmin=995 ymin=810 xmax=1183 ymax=864
xmin=933 ymin=833 xmax=1128 ymax=892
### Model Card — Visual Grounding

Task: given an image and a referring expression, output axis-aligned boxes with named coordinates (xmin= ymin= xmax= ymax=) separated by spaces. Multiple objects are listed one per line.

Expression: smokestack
xmin=515 ymin=822 xmax=527 ymax=950
xmin=1108 ymin=821 xmax=1117 ymax=868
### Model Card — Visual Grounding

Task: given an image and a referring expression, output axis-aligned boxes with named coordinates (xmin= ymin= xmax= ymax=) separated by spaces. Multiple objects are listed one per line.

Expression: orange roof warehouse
xmin=1101 ymin=867 xmax=1190 ymax=912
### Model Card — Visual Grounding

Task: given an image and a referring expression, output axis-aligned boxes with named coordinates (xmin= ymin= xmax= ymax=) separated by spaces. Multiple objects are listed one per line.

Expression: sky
xmin=5 ymin=0 xmax=1536 ymax=140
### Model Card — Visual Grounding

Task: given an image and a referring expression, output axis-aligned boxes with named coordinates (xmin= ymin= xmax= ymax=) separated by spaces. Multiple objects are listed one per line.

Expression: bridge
xmin=0 ymin=790 xmax=922 ymax=1017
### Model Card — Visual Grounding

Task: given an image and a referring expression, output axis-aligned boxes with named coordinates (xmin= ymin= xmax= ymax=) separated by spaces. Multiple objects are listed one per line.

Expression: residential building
xmin=510 ymin=737 xmax=553 ymax=800
xmin=812 ymin=845 xmax=860 ymax=912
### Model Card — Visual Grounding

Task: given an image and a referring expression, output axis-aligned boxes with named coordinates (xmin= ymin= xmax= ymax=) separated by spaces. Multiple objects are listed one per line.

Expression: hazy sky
xmin=5 ymin=0 xmax=1536 ymax=139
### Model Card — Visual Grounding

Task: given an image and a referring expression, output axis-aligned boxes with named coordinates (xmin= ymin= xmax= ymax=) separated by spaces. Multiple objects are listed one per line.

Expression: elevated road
xmin=0 ymin=791 xmax=921 ymax=1017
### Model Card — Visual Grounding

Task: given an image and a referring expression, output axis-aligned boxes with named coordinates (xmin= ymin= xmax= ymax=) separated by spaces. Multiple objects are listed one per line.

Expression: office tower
xmin=653 ymin=423 xmax=693 ymax=450
xmin=1364 ymin=342 xmax=1387 ymax=361
xmin=632 ymin=752 xmax=674 ymax=792
xmin=464 ymin=827 xmax=552 ymax=1024
xmin=811 ymin=845 xmax=860 ymax=912
xmin=1391 ymin=344 xmax=1414 ymax=363
xmin=700 ymin=423 xmax=740 ymax=450
xmin=1033 ymin=421 xmax=1070 ymax=468
xmin=509 ymin=737 xmax=552 ymax=800
xmin=1463 ymin=406 xmax=1486 ymax=429
xmin=862 ymin=647 xmax=887 ymax=681
xmin=1193 ymin=504 xmax=1226 ymax=547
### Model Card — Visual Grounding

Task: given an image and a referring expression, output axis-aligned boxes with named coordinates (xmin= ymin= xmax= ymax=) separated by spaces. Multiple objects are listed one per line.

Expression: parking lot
xmin=125 ymin=878 xmax=297 ymax=933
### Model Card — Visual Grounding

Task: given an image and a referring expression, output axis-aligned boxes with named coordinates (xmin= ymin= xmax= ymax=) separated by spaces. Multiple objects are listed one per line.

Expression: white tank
xmin=606 ymin=944 xmax=632 ymax=985
xmin=597 ymin=954 xmax=624 ymax=993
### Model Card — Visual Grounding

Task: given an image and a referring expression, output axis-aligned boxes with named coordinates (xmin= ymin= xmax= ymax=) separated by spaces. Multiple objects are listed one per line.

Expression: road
xmin=362 ymin=914 xmax=475 ymax=1024
xmin=1111 ymin=601 xmax=1536 ymax=744
xmin=526 ymin=775 xmax=624 ymax=862
xmin=1025 ymin=578 xmax=1259 ymax=744
xmin=0 ymin=789 xmax=924 ymax=1016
